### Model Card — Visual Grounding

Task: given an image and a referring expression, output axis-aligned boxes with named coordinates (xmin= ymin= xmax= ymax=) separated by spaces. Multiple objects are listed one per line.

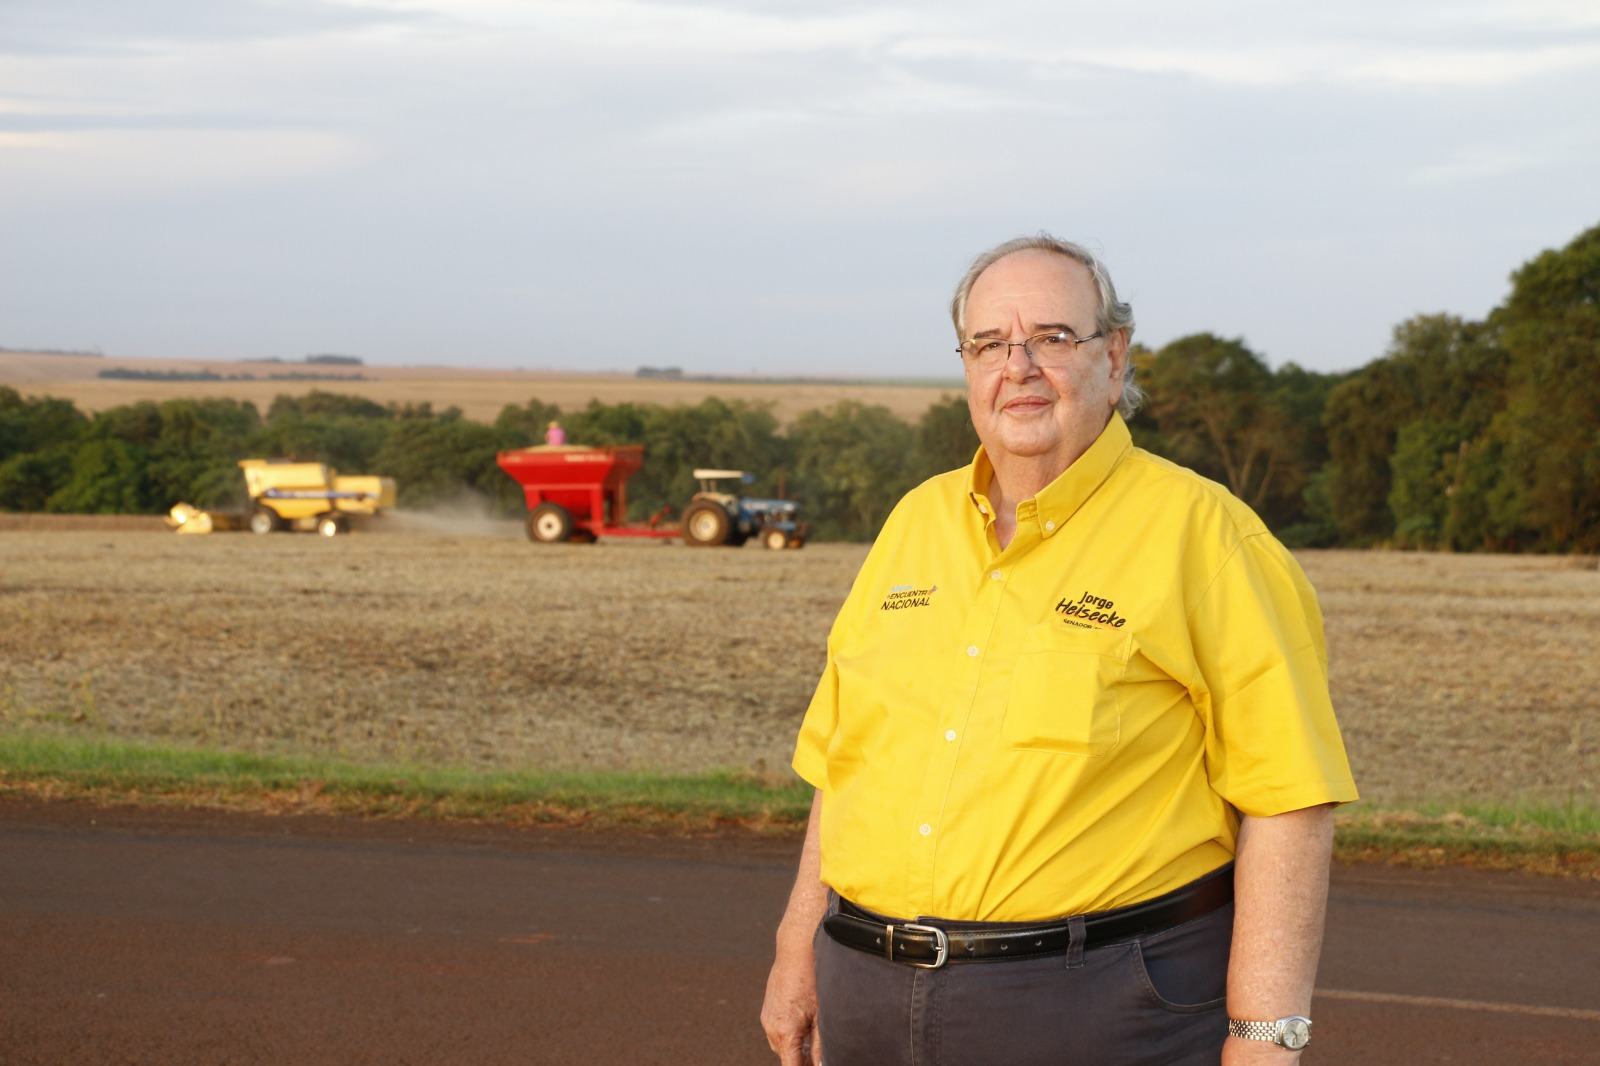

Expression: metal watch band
xmin=1228 ymin=1016 xmax=1312 ymax=1049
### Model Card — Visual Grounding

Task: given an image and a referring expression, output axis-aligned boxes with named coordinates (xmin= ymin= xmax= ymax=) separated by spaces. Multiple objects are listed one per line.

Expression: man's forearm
xmin=778 ymin=791 xmax=829 ymax=945
xmin=761 ymin=791 xmax=828 ymax=1065
xmin=1224 ymin=804 xmax=1336 ymax=1062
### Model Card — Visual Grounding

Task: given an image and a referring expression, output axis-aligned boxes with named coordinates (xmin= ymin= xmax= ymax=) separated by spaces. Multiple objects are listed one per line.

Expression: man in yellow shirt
xmin=761 ymin=236 xmax=1357 ymax=1065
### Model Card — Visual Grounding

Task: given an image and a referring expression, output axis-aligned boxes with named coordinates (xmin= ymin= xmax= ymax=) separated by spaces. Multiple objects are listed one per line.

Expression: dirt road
xmin=3 ymin=799 xmax=1597 ymax=1065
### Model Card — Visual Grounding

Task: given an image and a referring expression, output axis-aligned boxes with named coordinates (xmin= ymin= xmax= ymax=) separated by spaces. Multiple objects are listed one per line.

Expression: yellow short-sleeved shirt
xmin=792 ymin=414 xmax=1358 ymax=923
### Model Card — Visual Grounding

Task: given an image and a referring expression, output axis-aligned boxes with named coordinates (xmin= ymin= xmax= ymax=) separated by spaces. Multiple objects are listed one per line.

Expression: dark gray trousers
xmin=814 ymin=893 xmax=1232 ymax=1066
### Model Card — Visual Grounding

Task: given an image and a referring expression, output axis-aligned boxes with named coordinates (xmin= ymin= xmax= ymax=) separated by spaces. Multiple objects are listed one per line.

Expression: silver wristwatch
xmin=1228 ymin=1015 xmax=1312 ymax=1050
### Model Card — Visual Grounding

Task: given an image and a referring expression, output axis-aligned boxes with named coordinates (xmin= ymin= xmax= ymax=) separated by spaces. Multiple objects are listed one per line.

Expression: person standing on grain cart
xmin=545 ymin=420 xmax=566 ymax=446
xmin=760 ymin=235 xmax=1358 ymax=1066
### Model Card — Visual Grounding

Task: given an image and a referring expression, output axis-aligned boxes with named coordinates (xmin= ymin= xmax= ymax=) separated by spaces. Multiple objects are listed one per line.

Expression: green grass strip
xmin=3 ymin=731 xmax=1597 ymax=876
xmin=0 ymin=730 xmax=814 ymax=832
xmin=1334 ymin=803 xmax=1600 ymax=878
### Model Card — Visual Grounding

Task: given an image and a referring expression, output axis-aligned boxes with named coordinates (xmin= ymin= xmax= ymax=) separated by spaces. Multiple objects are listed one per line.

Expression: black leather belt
xmin=823 ymin=863 xmax=1233 ymax=970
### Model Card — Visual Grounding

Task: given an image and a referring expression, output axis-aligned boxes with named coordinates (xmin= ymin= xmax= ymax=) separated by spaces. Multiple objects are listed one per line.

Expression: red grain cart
xmin=495 ymin=445 xmax=678 ymax=543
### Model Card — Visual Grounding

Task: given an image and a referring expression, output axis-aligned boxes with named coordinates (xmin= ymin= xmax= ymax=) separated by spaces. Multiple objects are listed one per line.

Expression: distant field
xmin=1 ymin=529 xmax=1595 ymax=809
xmin=0 ymin=350 xmax=963 ymax=426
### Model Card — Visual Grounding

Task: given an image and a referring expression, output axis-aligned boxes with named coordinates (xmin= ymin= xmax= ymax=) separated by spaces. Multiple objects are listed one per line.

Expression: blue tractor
xmin=680 ymin=469 xmax=807 ymax=549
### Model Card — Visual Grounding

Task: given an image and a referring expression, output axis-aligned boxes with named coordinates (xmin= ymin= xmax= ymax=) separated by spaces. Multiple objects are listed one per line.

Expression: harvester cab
xmin=681 ymin=469 xmax=806 ymax=550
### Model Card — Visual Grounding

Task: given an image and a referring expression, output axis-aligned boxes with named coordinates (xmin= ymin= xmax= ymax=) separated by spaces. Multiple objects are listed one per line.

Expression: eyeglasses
xmin=957 ymin=329 xmax=1105 ymax=371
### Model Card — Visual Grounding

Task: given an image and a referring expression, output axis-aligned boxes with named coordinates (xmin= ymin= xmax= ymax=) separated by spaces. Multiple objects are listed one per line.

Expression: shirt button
xmin=990 ymin=569 xmax=1003 ymax=580
xmin=945 ymin=729 xmax=957 ymax=742
xmin=1045 ymin=520 xmax=1056 ymax=531
xmin=978 ymin=504 xmax=988 ymax=514
xmin=919 ymin=823 xmax=932 ymax=836
xmin=966 ymin=645 xmax=979 ymax=657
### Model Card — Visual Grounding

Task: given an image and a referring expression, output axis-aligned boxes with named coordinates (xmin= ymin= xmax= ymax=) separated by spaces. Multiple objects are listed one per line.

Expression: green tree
xmin=789 ymin=401 xmax=918 ymax=541
xmin=1136 ymin=334 xmax=1313 ymax=526
xmin=252 ymin=413 xmax=393 ymax=475
xmin=268 ymin=390 xmax=391 ymax=422
xmin=146 ymin=399 xmax=263 ymax=508
xmin=1387 ymin=419 xmax=1461 ymax=549
xmin=914 ymin=393 xmax=979 ymax=481
xmin=493 ymin=397 xmax=565 ymax=449
xmin=1322 ymin=314 xmax=1507 ymax=546
xmin=0 ymin=448 xmax=76 ymax=511
xmin=370 ymin=417 xmax=508 ymax=508
xmin=0 ymin=387 xmax=88 ymax=462
xmin=1491 ymin=222 xmax=1600 ymax=551
xmin=46 ymin=438 xmax=151 ymax=513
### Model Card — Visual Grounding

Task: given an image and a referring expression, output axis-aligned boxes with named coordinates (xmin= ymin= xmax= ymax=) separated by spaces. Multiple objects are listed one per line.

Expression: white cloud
xmin=1 ymin=128 xmax=369 ymax=200
xmin=1 ymin=0 xmax=1596 ymax=373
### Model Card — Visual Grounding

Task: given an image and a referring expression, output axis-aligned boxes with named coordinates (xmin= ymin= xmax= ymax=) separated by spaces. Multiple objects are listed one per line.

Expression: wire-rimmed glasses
xmin=958 ymin=329 xmax=1105 ymax=371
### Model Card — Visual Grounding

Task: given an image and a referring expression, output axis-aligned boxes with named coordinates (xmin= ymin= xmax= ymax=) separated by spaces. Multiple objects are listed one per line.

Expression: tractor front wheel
xmin=682 ymin=501 xmax=731 ymax=547
xmin=763 ymin=527 xmax=788 ymax=551
xmin=527 ymin=503 xmax=574 ymax=543
xmin=248 ymin=507 xmax=280 ymax=535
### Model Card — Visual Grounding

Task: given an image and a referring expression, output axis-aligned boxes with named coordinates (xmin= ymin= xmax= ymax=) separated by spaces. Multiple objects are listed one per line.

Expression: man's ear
xmin=1106 ymin=329 xmax=1130 ymax=404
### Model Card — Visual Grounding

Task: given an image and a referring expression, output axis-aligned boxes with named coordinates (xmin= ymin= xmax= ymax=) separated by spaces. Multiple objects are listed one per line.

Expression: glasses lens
xmin=1026 ymin=332 xmax=1077 ymax=366
xmin=963 ymin=339 xmax=1006 ymax=368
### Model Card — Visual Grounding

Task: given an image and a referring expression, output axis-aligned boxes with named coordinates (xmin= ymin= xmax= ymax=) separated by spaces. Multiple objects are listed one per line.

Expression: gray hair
xmin=950 ymin=234 xmax=1144 ymax=418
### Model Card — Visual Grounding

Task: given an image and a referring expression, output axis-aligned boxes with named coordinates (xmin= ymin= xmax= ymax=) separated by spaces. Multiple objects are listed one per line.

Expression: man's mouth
xmin=1002 ymin=395 xmax=1051 ymax=413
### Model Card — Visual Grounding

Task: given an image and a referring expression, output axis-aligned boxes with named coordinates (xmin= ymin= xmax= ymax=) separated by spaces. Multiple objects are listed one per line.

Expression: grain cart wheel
xmin=682 ymin=501 xmax=731 ymax=546
xmin=527 ymin=502 xmax=574 ymax=543
xmin=763 ymin=527 xmax=789 ymax=551
xmin=248 ymin=506 xmax=280 ymax=535
xmin=317 ymin=515 xmax=347 ymax=538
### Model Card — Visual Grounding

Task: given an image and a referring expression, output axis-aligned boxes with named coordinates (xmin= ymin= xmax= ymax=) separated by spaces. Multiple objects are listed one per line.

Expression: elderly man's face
xmin=962 ymin=250 xmax=1128 ymax=478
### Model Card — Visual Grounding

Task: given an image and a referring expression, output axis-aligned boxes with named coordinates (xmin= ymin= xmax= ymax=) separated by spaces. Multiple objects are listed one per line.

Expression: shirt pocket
xmin=1002 ymin=623 xmax=1131 ymax=757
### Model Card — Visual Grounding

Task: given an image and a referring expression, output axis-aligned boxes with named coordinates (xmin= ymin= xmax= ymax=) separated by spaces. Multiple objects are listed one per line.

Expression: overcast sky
xmin=3 ymin=0 xmax=1597 ymax=378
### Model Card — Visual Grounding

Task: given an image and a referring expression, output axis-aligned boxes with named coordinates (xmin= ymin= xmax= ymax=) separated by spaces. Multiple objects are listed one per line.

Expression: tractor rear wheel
xmin=763 ymin=527 xmax=788 ymax=551
xmin=527 ymin=503 xmax=574 ymax=543
xmin=248 ymin=507 xmax=280 ymax=535
xmin=317 ymin=515 xmax=346 ymax=538
xmin=682 ymin=501 xmax=731 ymax=546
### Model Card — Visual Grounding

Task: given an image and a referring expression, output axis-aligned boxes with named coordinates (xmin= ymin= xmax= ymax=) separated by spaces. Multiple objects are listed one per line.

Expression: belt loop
xmin=1065 ymin=915 xmax=1086 ymax=970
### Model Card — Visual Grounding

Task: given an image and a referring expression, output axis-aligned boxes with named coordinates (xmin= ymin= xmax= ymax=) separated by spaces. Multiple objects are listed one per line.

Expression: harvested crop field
xmin=1 ymin=528 xmax=1596 ymax=807
xmin=0 ymin=351 xmax=962 ymax=426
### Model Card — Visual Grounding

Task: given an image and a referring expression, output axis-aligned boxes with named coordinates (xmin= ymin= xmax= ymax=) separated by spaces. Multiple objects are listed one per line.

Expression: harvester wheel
xmin=317 ymin=515 xmax=346 ymax=538
xmin=527 ymin=503 xmax=574 ymax=543
xmin=763 ymin=527 xmax=788 ymax=551
xmin=682 ymin=501 xmax=731 ymax=547
xmin=248 ymin=507 xmax=280 ymax=535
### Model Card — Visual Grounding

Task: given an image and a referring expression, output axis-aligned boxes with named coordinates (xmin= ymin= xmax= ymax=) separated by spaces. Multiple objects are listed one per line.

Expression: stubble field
xmin=0 ymin=350 xmax=960 ymax=425
xmin=0 ymin=527 xmax=1596 ymax=809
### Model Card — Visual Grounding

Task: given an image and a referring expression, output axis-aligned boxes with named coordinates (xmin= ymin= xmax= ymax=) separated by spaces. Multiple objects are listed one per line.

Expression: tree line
xmin=2 ymin=222 xmax=1595 ymax=550
xmin=1128 ymin=221 xmax=1598 ymax=553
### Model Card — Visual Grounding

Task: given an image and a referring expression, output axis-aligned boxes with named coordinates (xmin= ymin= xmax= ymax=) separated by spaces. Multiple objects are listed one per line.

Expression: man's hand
xmin=761 ymin=943 xmax=822 ymax=1065
xmin=762 ymin=790 xmax=828 ymax=1064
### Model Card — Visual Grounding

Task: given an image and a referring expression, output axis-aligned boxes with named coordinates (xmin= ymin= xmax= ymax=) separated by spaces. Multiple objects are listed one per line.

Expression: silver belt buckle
xmin=899 ymin=922 xmax=950 ymax=969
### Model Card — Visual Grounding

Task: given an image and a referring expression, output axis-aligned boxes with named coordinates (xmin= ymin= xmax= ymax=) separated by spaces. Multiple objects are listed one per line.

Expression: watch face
xmin=1280 ymin=1018 xmax=1311 ymax=1050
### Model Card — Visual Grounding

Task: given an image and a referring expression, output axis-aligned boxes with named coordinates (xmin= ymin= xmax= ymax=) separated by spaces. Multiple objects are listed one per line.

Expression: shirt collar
xmin=966 ymin=413 xmax=1133 ymax=535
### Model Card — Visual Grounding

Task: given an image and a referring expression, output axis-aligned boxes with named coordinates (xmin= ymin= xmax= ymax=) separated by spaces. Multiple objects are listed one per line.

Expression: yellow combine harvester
xmin=166 ymin=459 xmax=397 ymax=537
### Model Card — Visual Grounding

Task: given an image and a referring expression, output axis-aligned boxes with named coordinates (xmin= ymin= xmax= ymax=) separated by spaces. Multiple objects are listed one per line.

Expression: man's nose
xmin=1002 ymin=341 xmax=1040 ymax=377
